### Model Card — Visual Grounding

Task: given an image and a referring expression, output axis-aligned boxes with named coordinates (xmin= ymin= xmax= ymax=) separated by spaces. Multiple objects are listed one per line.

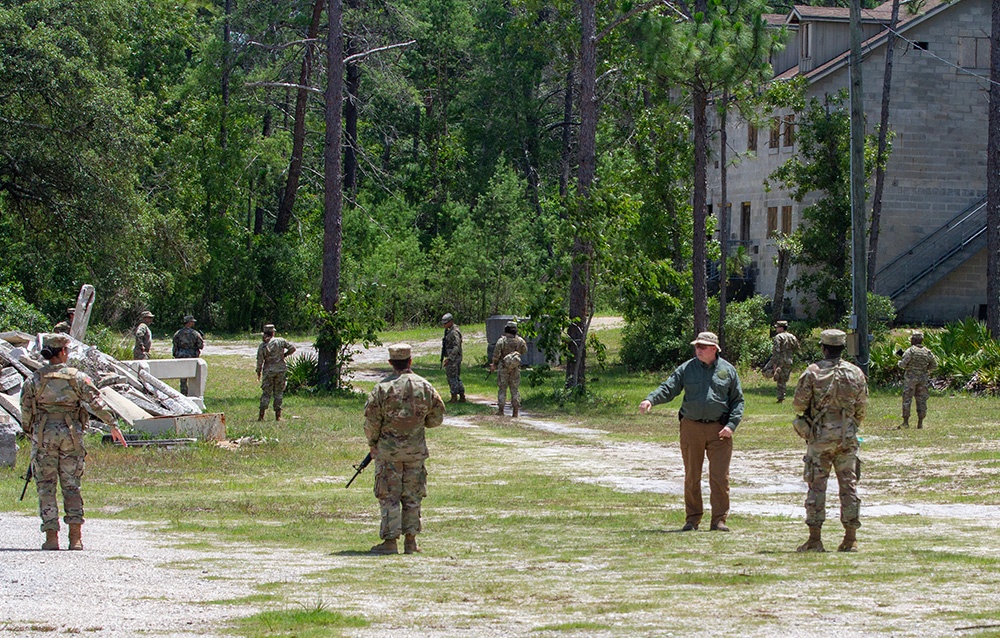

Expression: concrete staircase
xmin=874 ymin=196 xmax=987 ymax=311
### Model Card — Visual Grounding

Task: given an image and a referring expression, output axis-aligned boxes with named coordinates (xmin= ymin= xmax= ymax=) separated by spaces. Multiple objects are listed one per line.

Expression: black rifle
xmin=485 ymin=368 xmax=493 ymax=381
xmin=19 ymin=461 xmax=33 ymax=501
xmin=345 ymin=452 xmax=372 ymax=488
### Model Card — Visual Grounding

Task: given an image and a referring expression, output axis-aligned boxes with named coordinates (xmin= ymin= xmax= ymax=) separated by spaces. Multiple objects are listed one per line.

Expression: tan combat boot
xmin=512 ymin=406 xmax=519 ymax=418
xmin=459 ymin=394 xmax=466 ymax=403
xmin=496 ymin=406 xmax=505 ymax=416
xmin=917 ymin=416 xmax=924 ymax=429
xmin=275 ymin=409 xmax=282 ymax=422
xmin=796 ymin=526 xmax=825 ymax=552
xmin=837 ymin=528 xmax=858 ymax=552
xmin=68 ymin=523 xmax=83 ymax=551
xmin=896 ymin=417 xmax=909 ymax=430
xmin=42 ymin=529 xmax=60 ymax=551
xmin=258 ymin=408 xmax=265 ymax=421
xmin=369 ymin=538 xmax=398 ymax=555
xmin=404 ymin=534 xmax=420 ymax=554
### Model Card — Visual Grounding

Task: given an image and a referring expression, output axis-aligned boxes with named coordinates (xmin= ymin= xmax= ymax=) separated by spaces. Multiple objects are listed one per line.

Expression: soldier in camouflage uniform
xmin=364 ymin=344 xmax=445 ymax=555
xmin=440 ymin=313 xmax=465 ymax=403
xmin=490 ymin=321 xmax=527 ymax=417
xmin=256 ymin=324 xmax=296 ymax=422
xmin=172 ymin=315 xmax=204 ymax=396
xmin=133 ymin=311 xmax=154 ymax=360
xmin=898 ymin=331 xmax=937 ymax=429
xmin=20 ymin=334 xmax=127 ymax=550
xmin=764 ymin=320 xmax=799 ymax=403
xmin=792 ymin=329 xmax=868 ymax=553
xmin=53 ymin=307 xmax=75 ymax=334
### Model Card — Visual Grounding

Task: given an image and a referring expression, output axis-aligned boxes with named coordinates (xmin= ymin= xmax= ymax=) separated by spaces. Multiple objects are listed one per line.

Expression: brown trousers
xmin=679 ymin=417 xmax=732 ymax=527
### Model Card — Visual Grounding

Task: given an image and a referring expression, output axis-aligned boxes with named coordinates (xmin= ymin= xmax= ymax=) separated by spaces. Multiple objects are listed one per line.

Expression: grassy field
xmin=3 ymin=323 xmax=1000 ymax=637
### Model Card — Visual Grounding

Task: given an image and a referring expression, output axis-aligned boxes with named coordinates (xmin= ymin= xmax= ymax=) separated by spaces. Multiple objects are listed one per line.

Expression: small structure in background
xmin=485 ymin=315 xmax=554 ymax=367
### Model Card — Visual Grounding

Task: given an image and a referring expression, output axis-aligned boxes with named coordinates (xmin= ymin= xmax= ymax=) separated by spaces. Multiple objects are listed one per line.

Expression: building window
xmin=740 ymin=202 xmax=751 ymax=242
xmin=748 ymin=123 xmax=758 ymax=152
xmin=781 ymin=205 xmax=792 ymax=234
xmin=958 ymin=37 xmax=989 ymax=69
xmin=783 ymin=115 xmax=795 ymax=147
xmin=802 ymin=23 xmax=812 ymax=59
xmin=769 ymin=118 xmax=780 ymax=149
xmin=767 ymin=207 xmax=778 ymax=238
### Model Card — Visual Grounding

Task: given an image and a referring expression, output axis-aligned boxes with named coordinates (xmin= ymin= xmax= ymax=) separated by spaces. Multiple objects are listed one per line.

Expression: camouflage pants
xmin=774 ymin=364 xmax=792 ymax=400
xmin=497 ymin=368 xmax=521 ymax=409
xmin=34 ymin=422 xmax=86 ymax=532
xmin=901 ymin=377 xmax=929 ymax=419
xmin=803 ymin=440 xmax=860 ymax=530
xmin=444 ymin=361 xmax=464 ymax=396
xmin=132 ymin=346 xmax=149 ymax=360
xmin=373 ymin=459 xmax=427 ymax=540
xmin=259 ymin=371 xmax=287 ymax=411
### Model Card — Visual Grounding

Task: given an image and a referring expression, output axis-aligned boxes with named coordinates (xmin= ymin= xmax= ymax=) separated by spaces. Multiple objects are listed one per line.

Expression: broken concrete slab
xmin=133 ymin=413 xmax=226 ymax=441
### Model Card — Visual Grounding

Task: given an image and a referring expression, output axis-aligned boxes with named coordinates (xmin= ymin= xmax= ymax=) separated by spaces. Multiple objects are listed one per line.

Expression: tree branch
xmin=597 ymin=1 xmax=680 ymax=42
xmin=343 ymin=39 xmax=416 ymax=64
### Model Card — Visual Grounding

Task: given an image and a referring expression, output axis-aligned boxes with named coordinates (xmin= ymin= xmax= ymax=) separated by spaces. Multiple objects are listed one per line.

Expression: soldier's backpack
xmin=500 ymin=352 xmax=521 ymax=372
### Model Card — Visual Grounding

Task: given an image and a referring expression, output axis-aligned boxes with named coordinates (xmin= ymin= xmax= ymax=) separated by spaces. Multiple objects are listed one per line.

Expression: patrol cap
xmin=774 ymin=320 xmax=788 ymax=328
xmin=139 ymin=310 xmax=155 ymax=319
xmin=263 ymin=324 xmax=276 ymax=333
xmin=911 ymin=330 xmax=924 ymax=342
xmin=819 ymin=329 xmax=847 ymax=346
xmin=66 ymin=307 xmax=76 ymax=315
xmin=441 ymin=313 xmax=453 ymax=325
xmin=183 ymin=315 xmax=197 ymax=323
xmin=42 ymin=333 xmax=71 ymax=349
xmin=505 ymin=320 xmax=518 ymax=330
xmin=388 ymin=343 xmax=412 ymax=361
xmin=690 ymin=331 xmax=721 ymax=351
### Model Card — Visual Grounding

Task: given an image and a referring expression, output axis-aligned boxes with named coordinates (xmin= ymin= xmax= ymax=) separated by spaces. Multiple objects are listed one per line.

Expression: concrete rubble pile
xmin=0 ymin=331 xmax=201 ymax=467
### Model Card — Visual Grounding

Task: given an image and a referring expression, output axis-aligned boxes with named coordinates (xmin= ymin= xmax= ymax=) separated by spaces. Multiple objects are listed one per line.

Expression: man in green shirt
xmin=639 ymin=331 xmax=745 ymax=532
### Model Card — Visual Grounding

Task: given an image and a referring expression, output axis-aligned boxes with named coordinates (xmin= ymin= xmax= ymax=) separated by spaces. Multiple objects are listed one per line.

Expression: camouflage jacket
xmin=770 ymin=332 xmax=799 ymax=366
xmin=134 ymin=323 xmax=152 ymax=355
xmin=53 ymin=321 xmax=71 ymax=334
xmin=364 ymin=370 xmax=445 ymax=462
xmin=256 ymin=337 xmax=296 ymax=375
xmin=20 ymin=363 xmax=115 ymax=442
xmin=899 ymin=345 xmax=937 ymax=380
xmin=793 ymin=357 xmax=868 ymax=443
xmin=172 ymin=327 xmax=204 ymax=358
xmin=491 ymin=335 xmax=527 ymax=369
xmin=441 ymin=325 xmax=463 ymax=363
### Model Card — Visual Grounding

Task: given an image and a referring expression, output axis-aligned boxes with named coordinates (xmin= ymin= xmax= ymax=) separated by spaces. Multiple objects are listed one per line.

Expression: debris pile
xmin=0 ymin=331 xmax=201 ymax=466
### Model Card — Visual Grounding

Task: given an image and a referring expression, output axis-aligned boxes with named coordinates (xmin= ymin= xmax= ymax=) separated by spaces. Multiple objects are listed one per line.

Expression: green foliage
xmin=285 ymin=352 xmax=319 ymax=395
xmin=710 ymin=295 xmax=773 ymax=366
xmin=0 ymin=280 xmax=47 ymax=333
xmin=865 ymin=292 xmax=897 ymax=341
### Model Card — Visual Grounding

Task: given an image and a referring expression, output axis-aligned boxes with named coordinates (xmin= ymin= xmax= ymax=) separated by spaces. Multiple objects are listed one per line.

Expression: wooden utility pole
xmin=849 ymin=0 xmax=869 ymax=374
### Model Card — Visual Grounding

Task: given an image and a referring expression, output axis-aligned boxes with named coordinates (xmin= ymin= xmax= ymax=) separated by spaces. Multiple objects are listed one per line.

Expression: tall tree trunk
xmin=276 ymin=0 xmax=325 ymax=234
xmin=772 ymin=248 xmax=791 ymax=323
xmin=987 ymin=0 xmax=1000 ymax=337
xmin=867 ymin=0 xmax=900 ymax=292
xmin=849 ymin=0 xmax=869 ymax=374
xmin=318 ymin=0 xmax=345 ymax=388
xmin=567 ymin=0 xmax=596 ymax=390
xmin=718 ymin=95 xmax=729 ymax=350
xmin=560 ymin=68 xmax=574 ymax=199
xmin=691 ymin=84 xmax=709 ymax=334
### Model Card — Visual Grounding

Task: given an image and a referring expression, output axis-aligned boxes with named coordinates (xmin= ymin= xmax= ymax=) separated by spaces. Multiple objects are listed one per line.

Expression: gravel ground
xmin=0 ymin=513 xmax=335 ymax=636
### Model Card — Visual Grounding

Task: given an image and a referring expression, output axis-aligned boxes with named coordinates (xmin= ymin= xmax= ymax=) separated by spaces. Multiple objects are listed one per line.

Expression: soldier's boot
xmin=512 ymin=405 xmax=519 ymax=418
xmin=497 ymin=405 xmax=505 ymax=416
xmin=917 ymin=415 xmax=925 ymax=429
xmin=896 ymin=417 xmax=909 ymax=430
xmin=258 ymin=408 xmax=265 ymax=422
xmin=369 ymin=538 xmax=398 ymax=555
xmin=275 ymin=409 xmax=282 ymax=422
xmin=837 ymin=528 xmax=858 ymax=552
xmin=68 ymin=524 xmax=83 ymax=551
xmin=42 ymin=529 xmax=60 ymax=551
xmin=458 ymin=394 xmax=466 ymax=403
xmin=796 ymin=526 xmax=825 ymax=553
xmin=404 ymin=534 xmax=420 ymax=555
xmin=448 ymin=394 xmax=457 ymax=403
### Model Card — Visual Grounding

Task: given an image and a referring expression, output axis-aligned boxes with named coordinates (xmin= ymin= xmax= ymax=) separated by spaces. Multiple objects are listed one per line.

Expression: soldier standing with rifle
xmin=256 ymin=324 xmax=296 ymax=422
xmin=363 ymin=344 xmax=445 ymax=555
xmin=764 ymin=320 xmax=799 ymax=403
xmin=898 ymin=330 xmax=937 ymax=429
xmin=792 ymin=329 xmax=868 ymax=553
xmin=20 ymin=334 xmax=127 ymax=550
xmin=440 ymin=313 xmax=465 ymax=403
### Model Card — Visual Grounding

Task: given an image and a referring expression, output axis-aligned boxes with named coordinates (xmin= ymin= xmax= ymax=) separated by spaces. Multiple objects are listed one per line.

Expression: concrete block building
xmin=708 ymin=0 xmax=990 ymax=324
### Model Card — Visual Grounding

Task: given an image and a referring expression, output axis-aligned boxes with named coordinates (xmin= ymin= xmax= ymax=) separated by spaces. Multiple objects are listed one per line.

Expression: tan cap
xmin=66 ymin=307 xmax=76 ymax=314
xmin=388 ymin=343 xmax=412 ymax=361
xmin=42 ymin=333 xmax=71 ymax=349
xmin=139 ymin=310 xmax=155 ymax=319
xmin=690 ymin=331 xmax=721 ymax=351
xmin=774 ymin=320 xmax=788 ymax=328
xmin=441 ymin=313 xmax=454 ymax=325
xmin=819 ymin=329 xmax=847 ymax=346
xmin=911 ymin=330 xmax=924 ymax=342
xmin=505 ymin=320 xmax=518 ymax=329
xmin=263 ymin=324 xmax=276 ymax=333
xmin=183 ymin=315 xmax=196 ymax=323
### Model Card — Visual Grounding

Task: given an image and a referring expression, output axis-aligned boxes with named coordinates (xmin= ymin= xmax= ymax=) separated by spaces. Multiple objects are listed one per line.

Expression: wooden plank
xmin=0 ymin=342 xmax=33 ymax=378
xmin=99 ymin=387 xmax=153 ymax=426
xmin=69 ymin=284 xmax=96 ymax=342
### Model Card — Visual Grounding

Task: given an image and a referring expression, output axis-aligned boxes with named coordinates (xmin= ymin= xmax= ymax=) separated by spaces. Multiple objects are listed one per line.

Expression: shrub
xmin=285 ymin=352 xmax=319 ymax=394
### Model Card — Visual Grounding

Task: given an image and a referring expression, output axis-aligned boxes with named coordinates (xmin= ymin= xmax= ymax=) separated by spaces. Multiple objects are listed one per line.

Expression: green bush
xmin=710 ymin=295 xmax=773 ymax=367
xmin=285 ymin=352 xmax=319 ymax=394
xmin=0 ymin=281 xmax=48 ymax=333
